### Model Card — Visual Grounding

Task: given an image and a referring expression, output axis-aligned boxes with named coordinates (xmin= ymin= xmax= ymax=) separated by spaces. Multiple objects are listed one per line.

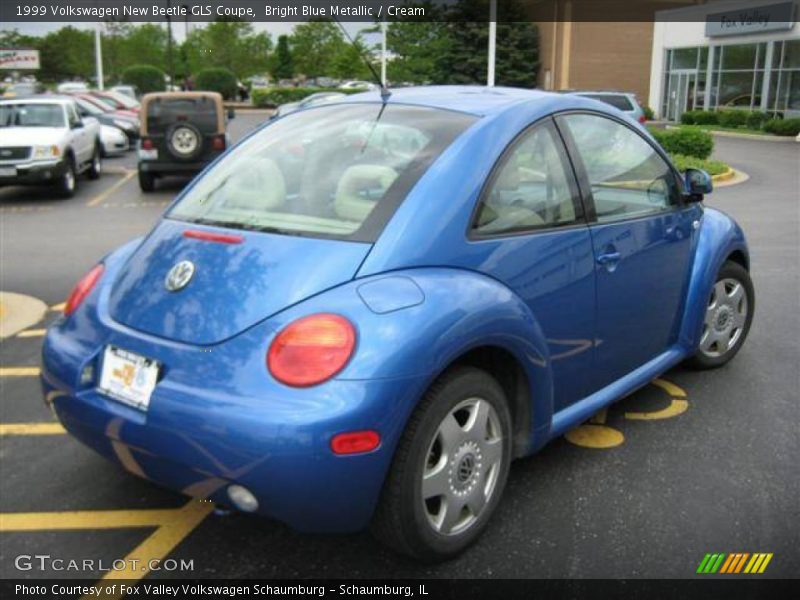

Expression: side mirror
xmin=684 ymin=168 xmax=712 ymax=200
xmin=71 ymin=120 xmax=84 ymax=129
xmin=227 ymin=108 xmax=235 ymax=120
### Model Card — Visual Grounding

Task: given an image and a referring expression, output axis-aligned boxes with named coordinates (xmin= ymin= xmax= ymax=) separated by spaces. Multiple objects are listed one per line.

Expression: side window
xmin=472 ymin=120 xmax=581 ymax=235
xmin=66 ymin=104 xmax=80 ymax=127
xmin=559 ymin=114 xmax=680 ymax=223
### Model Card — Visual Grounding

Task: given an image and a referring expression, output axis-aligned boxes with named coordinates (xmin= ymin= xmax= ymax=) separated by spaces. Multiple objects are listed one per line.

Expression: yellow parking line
xmin=0 ymin=367 xmax=41 ymax=377
xmin=0 ymin=422 xmax=65 ymax=435
xmin=0 ymin=507 xmax=183 ymax=531
xmin=50 ymin=302 xmax=65 ymax=311
xmin=85 ymin=171 xmax=136 ymax=207
xmin=17 ymin=328 xmax=46 ymax=337
xmin=94 ymin=501 xmax=214 ymax=592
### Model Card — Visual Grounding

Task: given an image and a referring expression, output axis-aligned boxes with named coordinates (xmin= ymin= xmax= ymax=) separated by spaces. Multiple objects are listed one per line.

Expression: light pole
xmin=380 ymin=18 xmax=387 ymax=87
xmin=166 ymin=0 xmax=175 ymax=89
xmin=94 ymin=23 xmax=104 ymax=90
xmin=487 ymin=0 xmax=496 ymax=87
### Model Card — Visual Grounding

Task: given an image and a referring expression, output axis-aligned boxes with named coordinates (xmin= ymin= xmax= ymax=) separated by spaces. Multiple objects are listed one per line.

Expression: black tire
xmin=86 ymin=144 xmax=102 ymax=180
xmin=372 ymin=366 xmax=512 ymax=562
xmin=686 ymin=260 xmax=754 ymax=370
xmin=138 ymin=169 xmax=155 ymax=192
xmin=55 ymin=156 xmax=77 ymax=198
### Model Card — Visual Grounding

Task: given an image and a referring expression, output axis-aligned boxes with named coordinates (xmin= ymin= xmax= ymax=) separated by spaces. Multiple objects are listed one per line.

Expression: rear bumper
xmin=41 ymin=323 xmax=427 ymax=533
xmin=138 ymin=160 xmax=212 ymax=176
xmin=0 ymin=159 xmax=67 ymax=185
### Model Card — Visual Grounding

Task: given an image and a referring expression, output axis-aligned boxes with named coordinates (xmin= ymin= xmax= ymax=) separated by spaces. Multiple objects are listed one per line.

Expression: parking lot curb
xmin=713 ymin=168 xmax=736 ymax=183
xmin=714 ymin=167 xmax=749 ymax=188
xmin=0 ymin=292 xmax=48 ymax=339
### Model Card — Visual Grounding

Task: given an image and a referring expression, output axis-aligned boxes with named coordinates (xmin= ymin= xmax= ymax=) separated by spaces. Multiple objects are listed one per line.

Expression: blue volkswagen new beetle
xmin=42 ymin=86 xmax=754 ymax=561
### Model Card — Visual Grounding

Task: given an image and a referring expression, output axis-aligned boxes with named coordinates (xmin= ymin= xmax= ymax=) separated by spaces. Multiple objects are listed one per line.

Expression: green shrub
xmin=692 ymin=110 xmax=719 ymax=125
xmin=122 ymin=65 xmax=165 ymax=94
xmin=642 ymin=105 xmax=654 ymax=120
xmin=680 ymin=110 xmax=703 ymax=125
xmin=763 ymin=117 xmax=800 ymax=136
xmin=745 ymin=111 xmax=769 ymax=130
xmin=251 ymin=87 xmax=359 ymax=107
xmin=716 ymin=110 xmax=748 ymax=128
xmin=195 ymin=68 xmax=237 ymax=100
xmin=669 ymin=153 xmax=729 ymax=176
xmin=651 ymin=127 xmax=714 ymax=159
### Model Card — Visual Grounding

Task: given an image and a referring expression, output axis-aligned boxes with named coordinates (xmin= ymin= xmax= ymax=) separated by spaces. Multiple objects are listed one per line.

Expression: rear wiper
xmin=187 ymin=217 xmax=291 ymax=236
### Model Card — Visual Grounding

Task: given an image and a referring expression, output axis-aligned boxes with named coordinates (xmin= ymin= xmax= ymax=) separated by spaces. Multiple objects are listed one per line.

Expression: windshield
xmin=105 ymin=91 xmax=139 ymax=109
xmin=168 ymin=103 xmax=476 ymax=241
xmin=75 ymin=98 xmax=104 ymax=115
xmin=0 ymin=103 xmax=65 ymax=128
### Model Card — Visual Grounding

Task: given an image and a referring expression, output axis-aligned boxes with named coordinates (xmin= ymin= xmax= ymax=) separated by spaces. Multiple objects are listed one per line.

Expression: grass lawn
xmin=668 ymin=124 xmax=777 ymax=137
xmin=669 ymin=153 xmax=730 ymax=176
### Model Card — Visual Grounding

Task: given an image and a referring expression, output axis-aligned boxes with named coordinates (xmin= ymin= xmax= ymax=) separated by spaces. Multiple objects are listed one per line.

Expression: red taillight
xmin=64 ymin=264 xmax=104 ymax=316
xmin=267 ymin=314 xmax=356 ymax=387
xmin=141 ymin=138 xmax=154 ymax=150
xmin=212 ymin=135 xmax=226 ymax=150
xmin=183 ymin=229 xmax=243 ymax=244
xmin=331 ymin=430 xmax=381 ymax=455
xmin=638 ymin=114 xmax=647 ymax=124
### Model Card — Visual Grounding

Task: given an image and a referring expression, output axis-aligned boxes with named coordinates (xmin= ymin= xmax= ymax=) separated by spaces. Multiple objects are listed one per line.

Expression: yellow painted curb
xmin=712 ymin=168 xmax=736 ymax=183
xmin=0 ymin=292 xmax=48 ymax=339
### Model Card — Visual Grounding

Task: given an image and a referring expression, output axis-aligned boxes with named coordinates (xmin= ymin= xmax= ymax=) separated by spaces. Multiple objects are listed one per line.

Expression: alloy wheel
xmin=699 ymin=277 xmax=748 ymax=358
xmin=421 ymin=397 xmax=503 ymax=536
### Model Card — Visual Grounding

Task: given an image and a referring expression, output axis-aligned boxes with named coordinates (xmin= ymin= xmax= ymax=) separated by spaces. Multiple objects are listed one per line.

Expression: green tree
xmin=289 ymin=20 xmax=346 ymax=78
xmin=330 ymin=33 xmax=374 ymax=80
xmin=435 ymin=0 xmax=539 ymax=87
xmin=182 ymin=20 xmax=271 ymax=79
xmin=270 ymin=35 xmax=294 ymax=80
xmin=37 ymin=27 xmax=94 ymax=83
xmin=384 ymin=21 xmax=448 ymax=84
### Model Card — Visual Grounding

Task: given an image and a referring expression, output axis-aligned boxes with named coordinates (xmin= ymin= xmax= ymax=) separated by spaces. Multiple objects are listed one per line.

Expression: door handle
xmin=596 ymin=251 xmax=621 ymax=265
xmin=596 ymin=251 xmax=621 ymax=271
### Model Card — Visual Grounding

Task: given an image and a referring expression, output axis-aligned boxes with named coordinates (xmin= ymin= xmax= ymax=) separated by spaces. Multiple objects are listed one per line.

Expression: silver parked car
xmin=565 ymin=91 xmax=647 ymax=123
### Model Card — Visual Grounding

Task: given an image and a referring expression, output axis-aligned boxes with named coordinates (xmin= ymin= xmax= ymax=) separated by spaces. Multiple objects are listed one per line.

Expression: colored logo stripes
xmin=697 ymin=552 xmax=773 ymax=574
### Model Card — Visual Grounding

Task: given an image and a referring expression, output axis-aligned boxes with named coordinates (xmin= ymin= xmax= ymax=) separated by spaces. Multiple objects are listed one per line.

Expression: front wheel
xmin=687 ymin=260 xmax=754 ymax=369
xmin=55 ymin=157 xmax=77 ymax=198
xmin=372 ymin=366 xmax=512 ymax=562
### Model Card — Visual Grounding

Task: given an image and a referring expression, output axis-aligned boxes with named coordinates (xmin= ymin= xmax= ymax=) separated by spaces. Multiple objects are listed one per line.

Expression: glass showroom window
xmin=709 ymin=43 xmax=767 ymax=111
xmin=662 ymin=46 xmax=708 ymax=121
xmin=767 ymin=40 xmax=800 ymax=117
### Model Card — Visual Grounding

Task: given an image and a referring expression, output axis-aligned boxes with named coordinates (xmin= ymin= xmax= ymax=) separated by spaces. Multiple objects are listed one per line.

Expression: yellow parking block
xmin=0 ymin=367 xmax=41 ymax=377
xmin=50 ymin=302 xmax=66 ymax=312
xmin=0 ymin=422 xmax=65 ymax=435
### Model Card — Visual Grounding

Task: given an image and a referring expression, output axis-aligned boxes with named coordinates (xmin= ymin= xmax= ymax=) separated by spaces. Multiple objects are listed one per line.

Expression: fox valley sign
xmin=705 ymin=1 xmax=796 ymax=37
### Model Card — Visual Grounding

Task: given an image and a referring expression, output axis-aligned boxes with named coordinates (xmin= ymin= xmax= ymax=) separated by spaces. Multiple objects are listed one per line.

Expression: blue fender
xmin=269 ymin=268 xmax=555 ymax=455
xmin=678 ymin=206 xmax=749 ymax=351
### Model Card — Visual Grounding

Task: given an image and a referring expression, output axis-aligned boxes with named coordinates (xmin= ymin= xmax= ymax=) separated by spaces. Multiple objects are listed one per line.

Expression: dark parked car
xmin=137 ymin=91 xmax=232 ymax=192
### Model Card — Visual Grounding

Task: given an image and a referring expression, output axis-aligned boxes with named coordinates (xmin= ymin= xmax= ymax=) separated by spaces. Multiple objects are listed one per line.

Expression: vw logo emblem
xmin=164 ymin=260 xmax=195 ymax=292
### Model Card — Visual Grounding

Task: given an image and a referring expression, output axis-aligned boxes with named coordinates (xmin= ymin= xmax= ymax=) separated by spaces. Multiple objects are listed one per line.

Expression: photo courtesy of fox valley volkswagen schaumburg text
xmin=0 ymin=0 xmax=797 ymax=597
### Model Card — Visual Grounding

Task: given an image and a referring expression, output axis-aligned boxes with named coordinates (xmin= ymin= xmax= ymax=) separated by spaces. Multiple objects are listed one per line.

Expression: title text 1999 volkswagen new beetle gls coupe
xmin=42 ymin=86 xmax=754 ymax=561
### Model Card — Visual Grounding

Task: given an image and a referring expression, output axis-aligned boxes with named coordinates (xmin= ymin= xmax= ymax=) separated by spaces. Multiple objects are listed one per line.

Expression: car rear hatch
xmin=107 ymin=219 xmax=371 ymax=345
xmin=144 ymin=95 xmax=221 ymax=161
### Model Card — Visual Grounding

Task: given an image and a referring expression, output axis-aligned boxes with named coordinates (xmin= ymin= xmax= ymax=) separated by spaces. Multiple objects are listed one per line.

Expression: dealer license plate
xmin=99 ymin=346 xmax=160 ymax=411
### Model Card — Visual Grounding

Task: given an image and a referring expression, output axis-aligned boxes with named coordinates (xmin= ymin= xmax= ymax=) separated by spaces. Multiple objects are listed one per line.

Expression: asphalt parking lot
xmin=0 ymin=113 xmax=797 ymax=584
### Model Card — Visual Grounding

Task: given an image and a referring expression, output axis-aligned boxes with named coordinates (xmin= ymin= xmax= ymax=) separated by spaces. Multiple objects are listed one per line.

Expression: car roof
xmin=340 ymin=85 xmax=568 ymax=117
xmin=0 ymin=95 xmax=72 ymax=105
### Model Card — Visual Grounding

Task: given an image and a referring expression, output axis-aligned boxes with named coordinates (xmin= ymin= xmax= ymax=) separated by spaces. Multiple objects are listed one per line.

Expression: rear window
xmin=581 ymin=94 xmax=635 ymax=112
xmin=168 ymin=103 xmax=476 ymax=242
xmin=147 ymin=97 xmax=218 ymax=133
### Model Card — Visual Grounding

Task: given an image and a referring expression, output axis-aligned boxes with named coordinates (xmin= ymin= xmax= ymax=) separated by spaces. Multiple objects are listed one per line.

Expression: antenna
xmin=333 ymin=17 xmax=391 ymax=102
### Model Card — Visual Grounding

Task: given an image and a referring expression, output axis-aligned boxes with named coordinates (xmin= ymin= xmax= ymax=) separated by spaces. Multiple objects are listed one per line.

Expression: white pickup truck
xmin=0 ymin=96 xmax=102 ymax=197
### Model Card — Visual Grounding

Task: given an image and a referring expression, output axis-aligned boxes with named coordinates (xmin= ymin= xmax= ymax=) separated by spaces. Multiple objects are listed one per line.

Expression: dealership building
xmin=536 ymin=0 xmax=799 ymax=121
xmin=650 ymin=0 xmax=800 ymax=120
